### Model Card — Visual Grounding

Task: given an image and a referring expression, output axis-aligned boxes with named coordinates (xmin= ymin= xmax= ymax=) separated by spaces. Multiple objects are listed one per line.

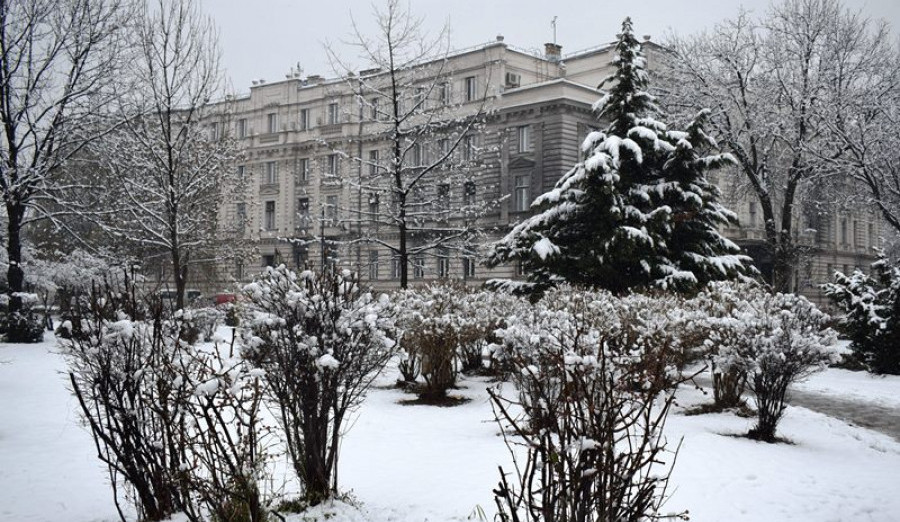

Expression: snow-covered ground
xmin=3 ymin=334 xmax=900 ymax=522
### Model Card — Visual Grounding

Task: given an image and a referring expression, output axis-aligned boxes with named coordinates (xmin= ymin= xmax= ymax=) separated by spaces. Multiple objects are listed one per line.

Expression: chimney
xmin=544 ymin=42 xmax=562 ymax=62
xmin=496 ymin=34 xmax=505 ymax=42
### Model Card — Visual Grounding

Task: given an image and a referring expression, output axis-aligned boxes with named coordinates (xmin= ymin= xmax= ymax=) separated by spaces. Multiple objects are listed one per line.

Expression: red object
xmin=214 ymin=293 xmax=237 ymax=305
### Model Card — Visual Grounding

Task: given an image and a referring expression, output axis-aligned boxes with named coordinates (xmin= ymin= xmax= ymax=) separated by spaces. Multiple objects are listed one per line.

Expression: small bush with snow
xmin=241 ymin=266 xmax=395 ymax=505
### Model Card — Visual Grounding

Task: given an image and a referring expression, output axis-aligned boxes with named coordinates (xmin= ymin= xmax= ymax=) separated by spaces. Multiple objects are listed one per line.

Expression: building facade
xmin=207 ymin=36 xmax=880 ymax=304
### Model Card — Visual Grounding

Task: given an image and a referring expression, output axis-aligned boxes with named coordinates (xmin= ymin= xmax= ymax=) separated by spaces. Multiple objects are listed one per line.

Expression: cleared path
xmin=691 ymin=374 xmax=900 ymax=443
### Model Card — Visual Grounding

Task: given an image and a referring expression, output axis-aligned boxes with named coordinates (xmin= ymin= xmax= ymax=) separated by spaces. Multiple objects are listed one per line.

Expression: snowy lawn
xmin=3 ymin=334 xmax=900 ymax=521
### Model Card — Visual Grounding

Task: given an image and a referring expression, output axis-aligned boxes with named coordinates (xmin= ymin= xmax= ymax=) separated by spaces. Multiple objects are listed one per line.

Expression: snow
xmin=794 ymin=364 xmax=900 ymax=409
xmin=3 ymin=333 xmax=900 ymax=521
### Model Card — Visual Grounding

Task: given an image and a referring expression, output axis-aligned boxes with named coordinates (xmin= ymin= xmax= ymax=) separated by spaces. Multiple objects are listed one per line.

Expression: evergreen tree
xmin=486 ymin=18 xmax=754 ymax=294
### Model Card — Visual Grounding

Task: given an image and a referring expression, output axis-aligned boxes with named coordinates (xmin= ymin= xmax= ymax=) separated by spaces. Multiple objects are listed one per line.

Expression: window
xmin=514 ymin=174 xmax=531 ymax=212
xmin=868 ymin=222 xmax=875 ymax=248
xmin=439 ymin=82 xmax=451 ymax=105
xmin=262 ymin=254 xmax=276 ymax=267
xmin=296 ymin=197 xmax=310 ymax=227
xmin=391 ymin=255 xmax=401 ymax=279
xmin=293 ymin=244 xmax=309 ymax=269
xmin=465 ymin=76 xmax=477 ymax=102
xmin=327 ymin=154 xmax=339 ymax=176
xmin=414 ymin=86 xmax=427 ymax=109
xmin=368 ymin=149 xmax=379 ymax=176
xmin=412 ymin=143 xmax=422 ymax=166
xmin=464 ymin=181 xmax=476 ymax=206
xmin=325 ymin=195 xmax=338 ymax=223
xmin=840 ymin=218 xmax=848 ymax=245
xmin=298 ymin=158 xmax=310 ymax=182
xmin=438 ymin=138 xmax=450 ymax=157
xmin=237 ymin=118 xmax=247 ymax=138
xmin=237 ymin=165 xmax=246 ymax=180
xmin=207 ymin=122 xmax=220 ymax=140
xmin=463 ymin=257 xmax=476 ymax=279
xmin=299 ymin=108 xmax=310 ymax=130
xmin=413 ymin=254 xmax=425 ymax=279
xmin=854 ymin=220 xmax=862 ymax=247
xmin=266 ymin=113 xmax=277 ymax=133
xmin=748 ymin=202 xmax=757 ymax=227
xmin=436 ymin=183 xmax=450 ymax=212
xmin=437 ymin=249 xmax=450 ymax=279
xmin=368 ymin=250 xmax=379 ymax=280
xmin=327 ymin=102 xmax=339 ymax=125
xmin=517 ymin=125 xmax=531 ymax=152
xmin=463 ymin=135 xmax=476 ymax=161
xmin=264 ymin=161 xmax=277 ymax=185
xmin=370 ymin=97 xmax=379 ymax=120
xmin=264 ymin=201 xmax=276 ymax=230
xmin=235 ymin=261 xmax=244 ymax=281
xmin=368 ymin=193 xmax=380 ymax=216
xmin=236 ymin=202 xmax=247 ymax=230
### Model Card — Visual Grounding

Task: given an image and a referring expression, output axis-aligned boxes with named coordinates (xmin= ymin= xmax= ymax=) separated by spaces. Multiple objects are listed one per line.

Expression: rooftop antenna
xmin=551 ymin=16 xmax=558 ymax=44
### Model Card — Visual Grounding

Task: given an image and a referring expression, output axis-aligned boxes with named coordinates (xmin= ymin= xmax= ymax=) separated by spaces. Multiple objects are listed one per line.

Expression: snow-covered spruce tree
xmin=241 ymin=266 xmax=395 ymax=505
xmin=488 ymin=287 xmax=687 ymax=522
xmin=486 ymin=18 xmax=753 ymax=295
xmin=824 ymin=255 xmax=900 ymax=375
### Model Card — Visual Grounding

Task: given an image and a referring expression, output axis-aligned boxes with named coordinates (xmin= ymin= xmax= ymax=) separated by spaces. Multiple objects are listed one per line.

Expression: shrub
xmin=61 ymin=276 xmax=275 ymax=521
xmin=1 ymin=292 xmax=45 ymax=343
xmin=60 ymin=281 xmax=192 ymax=521
xmin=393 ymin=284 xmax=462 ymax=399
xmin=725 ymin=291 xmax=841 ymax=442
xmin=241 ymin=266 xmax=395 ymax=504
xmin=824 ymin=255 xmax=900 ymax=375
xmin=489 ymin=287 xmax=685 ymax=522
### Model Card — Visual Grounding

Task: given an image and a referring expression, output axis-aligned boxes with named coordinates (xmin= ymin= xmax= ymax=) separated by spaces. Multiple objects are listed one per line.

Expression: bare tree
xmin=0 ymin=0 xmax=132 ymax=341
xmin=815 ymin=17 xmax=900 ymax=235
xmin=327 ymin=0 xmax=493 ymax=288
xmin=666 ymin=0 xmax=869 ymax=292
xmin=94 ymin=0 xmax=236 ymax=310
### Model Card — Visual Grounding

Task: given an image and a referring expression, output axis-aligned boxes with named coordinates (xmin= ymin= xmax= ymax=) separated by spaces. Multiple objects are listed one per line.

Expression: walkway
xmin=691 ymin=374 xmax=900 ymax=443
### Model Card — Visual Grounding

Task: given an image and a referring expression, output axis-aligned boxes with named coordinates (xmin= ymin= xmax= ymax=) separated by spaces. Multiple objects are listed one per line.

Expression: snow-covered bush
xmin=824 ymin=255 xmax=900 ymax=375
xmin=182 ymin=334 xmax=275 ymax=522
xmin=393 ymin=285 xmax=460 ymax=396
xmin=724 ymin=292 xmax=841 ymax=442
xmin=61 ymin=280 xmax=275 ymax=521
xmin=185 ymin=306 xmax=225 ymax=343
xmin=688 ymin=282 xmax=769 ymax=409
xmin=394 ymin=285 xmax=528 ymax=391
xmin=241 ymin=266 xmax=395 ymax=504
xmin=489 ymin=287 xmax=685 ymax=522
xmin=61 ymin=283 xmax=194 ymax=521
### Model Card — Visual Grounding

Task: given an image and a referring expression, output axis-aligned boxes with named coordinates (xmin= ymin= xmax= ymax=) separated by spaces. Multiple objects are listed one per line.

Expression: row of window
xmin=745 ymin=202 xmax=877 ymax=250
xmin=365 ymin=251 xmax=478 ymax=280
xmin=245 ymin=135 xmax=486 ymax=188
xmin=227 ymin=76 xmax=483 ymax=140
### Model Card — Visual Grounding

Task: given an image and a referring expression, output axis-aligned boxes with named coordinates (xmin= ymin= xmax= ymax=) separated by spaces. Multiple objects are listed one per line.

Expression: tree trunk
xmin=5 ymin=201 xmax=36 ymax=342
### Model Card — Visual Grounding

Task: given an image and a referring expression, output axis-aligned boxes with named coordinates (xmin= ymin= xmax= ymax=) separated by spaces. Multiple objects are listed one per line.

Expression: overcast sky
xmin=203 ymin=0 xmax=900 ymax=93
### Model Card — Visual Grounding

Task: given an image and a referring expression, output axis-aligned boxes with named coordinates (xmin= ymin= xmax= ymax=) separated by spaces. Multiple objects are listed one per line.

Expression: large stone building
xmin=207 ymin=36 xmax=880 ymax=304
